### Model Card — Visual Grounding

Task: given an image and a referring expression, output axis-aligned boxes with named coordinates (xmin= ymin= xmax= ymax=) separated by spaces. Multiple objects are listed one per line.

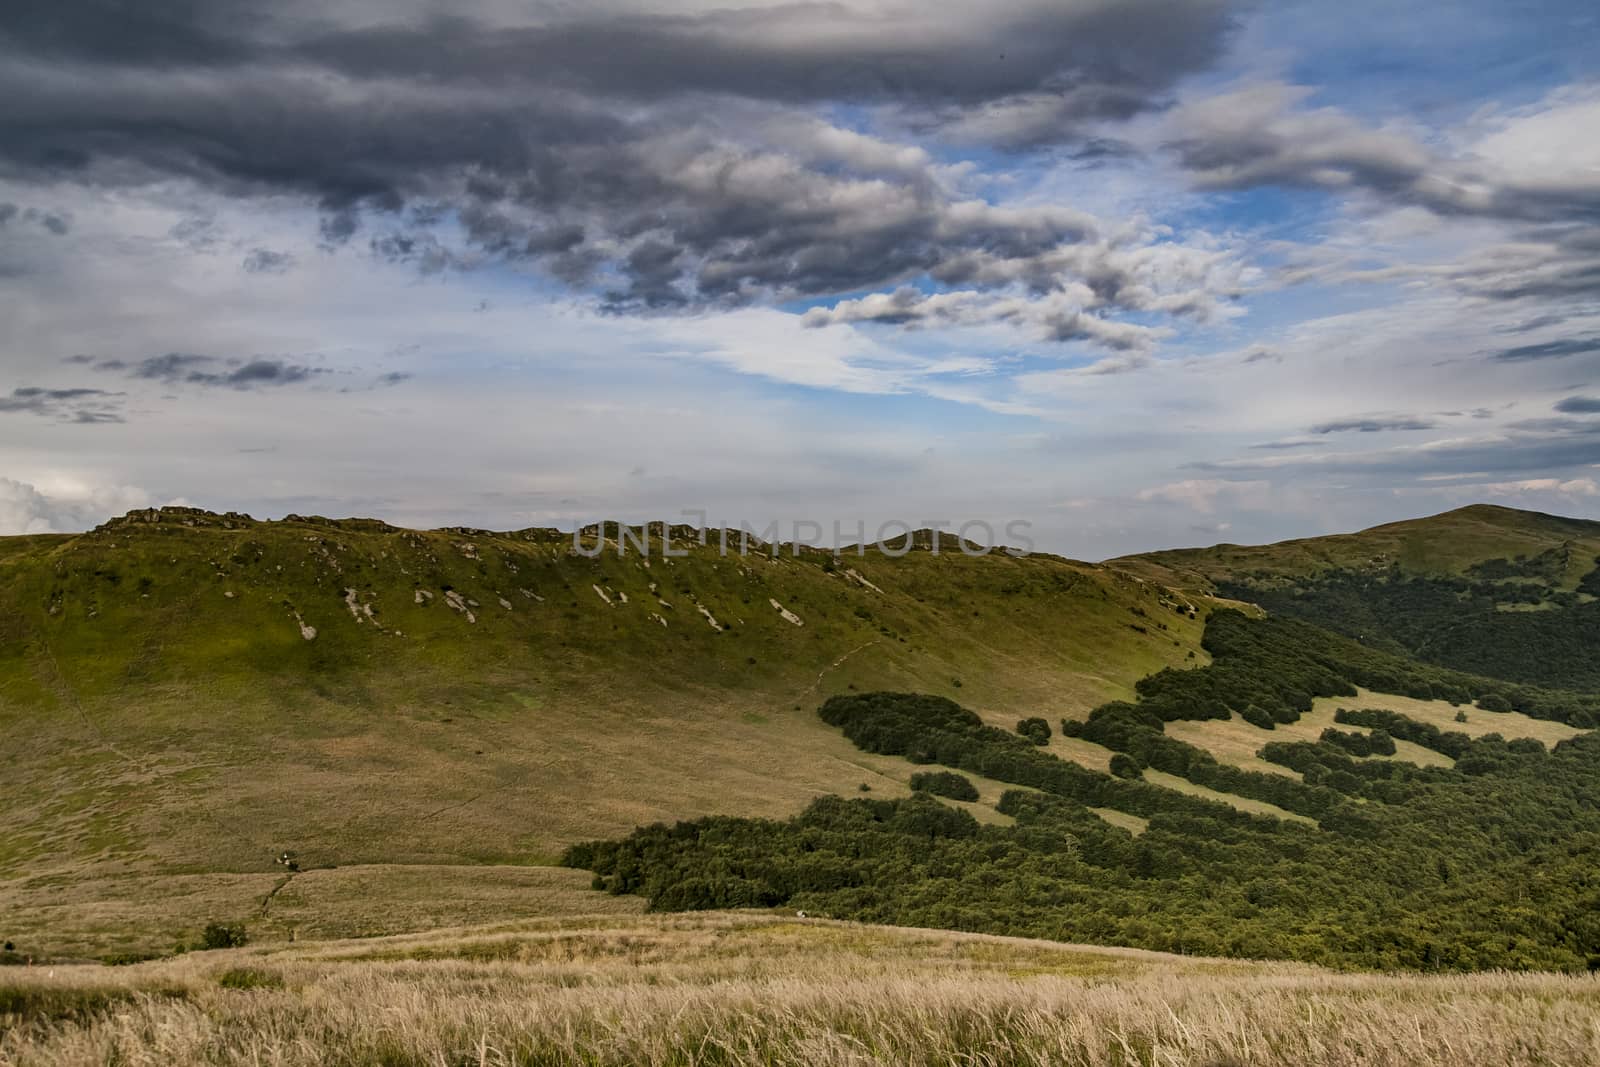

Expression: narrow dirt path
xmin=261 ymin=872 xmax=296 ymax=917
xmin=806 ymin=640 xmax=878 ymax=697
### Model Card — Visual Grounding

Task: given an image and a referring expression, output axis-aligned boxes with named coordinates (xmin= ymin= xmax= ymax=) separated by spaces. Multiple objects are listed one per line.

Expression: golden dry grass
xmin=0 ymin=866 xmax=642 ymax=962
xmin=1165 ymin=689 xmax=1581 ymax=781
xmin=1087 ymin=807 xmax=1148 ymax=835
xmin=1167 ymin=705 xmax=1449 ymax=774
xmin=3 ymin=911 xmax=1598 ymax=1066
xmin=1310 ymin=689 xmax=1584 ymax=746
xmin=1141 ymin=771 xmax=1317 ymax=824
xmin=1047 ymin=735 xmax=1119 ymax=772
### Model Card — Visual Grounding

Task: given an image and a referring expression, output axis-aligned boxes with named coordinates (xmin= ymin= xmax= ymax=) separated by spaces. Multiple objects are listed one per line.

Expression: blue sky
xmin=1 ymin=0 xmax=1599 ymax=556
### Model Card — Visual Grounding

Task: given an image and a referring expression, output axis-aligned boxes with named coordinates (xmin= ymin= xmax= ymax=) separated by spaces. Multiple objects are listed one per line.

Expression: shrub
xmin=1478 ymin=693 xmax=1513 ymax=712
xmin=1321 ymin=728 xmax=1375 ymax=757
xmin=216 ymin=967 xmax=283 ymax=990
xmin=200 ymin=922 xmax=248 ymax=950
xmin=101 ymin=951 xmax=161 ymax=966
xmin=1240 ymin=704 xmax=1276 ymax=730
xmin=1016 ymin=717 xmax=1051 ymax=746
xmin=1109 ymin=753 xmax=1142 ymax=779
xmin=909 ymin=770 xmax=980 ymax=802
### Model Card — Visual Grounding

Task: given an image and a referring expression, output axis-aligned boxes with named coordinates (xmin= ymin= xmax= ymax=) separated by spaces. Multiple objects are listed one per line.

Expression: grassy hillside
xmin=0 ymin=506 xmax=1210 ymax=956
xmin=5 ymin=911 xmax=1599 ymax=1066
xmin=1117 ymin=504 xmax=1600 ymax=690
xmin=9 ymin=502 xmax=1600 ymax=971
xmin=1115 ymin=504 xmax=1600 ymax=590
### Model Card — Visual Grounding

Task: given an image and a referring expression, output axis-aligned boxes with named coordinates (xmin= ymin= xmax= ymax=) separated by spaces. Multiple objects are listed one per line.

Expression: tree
xmin=200 ymin=922 xmax=248 ymax=950
xmin=1109 ymin=753 xmax=1142 ymax=779
xmin=1240 ymin=704 xmax=1276 ymax=730
xmin=909 ymin=770 xmax=980 ymax=802
xmin=1016 ymin=717 xmax=1051 ymax=745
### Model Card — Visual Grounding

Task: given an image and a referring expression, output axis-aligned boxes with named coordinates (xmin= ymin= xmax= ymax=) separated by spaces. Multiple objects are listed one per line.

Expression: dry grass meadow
xmin=5 ymin=911 xmax=1599 ymax=1067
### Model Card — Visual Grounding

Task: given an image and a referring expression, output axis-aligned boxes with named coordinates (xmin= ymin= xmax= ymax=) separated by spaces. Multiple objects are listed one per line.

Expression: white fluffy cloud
xmin=0 ymin=476 xmax=154 ymax=534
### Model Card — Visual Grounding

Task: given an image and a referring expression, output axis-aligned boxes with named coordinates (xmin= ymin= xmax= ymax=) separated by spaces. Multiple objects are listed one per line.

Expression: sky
xmin=2 ymin=0 xmax=1599 ymax=557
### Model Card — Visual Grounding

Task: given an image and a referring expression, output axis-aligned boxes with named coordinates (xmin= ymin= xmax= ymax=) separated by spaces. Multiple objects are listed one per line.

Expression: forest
xmin=568 ymin=609 xmax=1600 ymax=972
xmin=1215 ymin=554 xmax=1600 ymax=690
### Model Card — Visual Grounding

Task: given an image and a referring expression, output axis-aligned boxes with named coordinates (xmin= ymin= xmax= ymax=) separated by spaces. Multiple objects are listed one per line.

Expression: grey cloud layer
xmin=1194 ymin=422 xmax=1600 ymax=480
xmin=1167 ymin=84 xmax=1600 ymax=316
xmin=3 ymin=1 xmax=1235 ymax=109
xmin=1168 ymin=84 xmax=1600 ymax=224
xmin=0 ymin=201 xmax=69 ymax=234
xmin=1493 ymin=337 xmax=1600 ymax=362
xmin=92 ymin=354 xmax=327 ymax=390
xmin=0 ymin=0 xmax=1248 ymax=347
xmin=0 ymin=386 xmax=122 ymax=422
xmin=1311 ymin=415 xmax=1436 ymax=434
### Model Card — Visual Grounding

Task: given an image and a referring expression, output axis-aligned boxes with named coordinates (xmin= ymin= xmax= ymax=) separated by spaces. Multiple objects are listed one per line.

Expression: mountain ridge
xmin=6 ymin=501 xmax=1599 ymax=962
xmin=1114 ymin=503 xmax=1600 ymax=590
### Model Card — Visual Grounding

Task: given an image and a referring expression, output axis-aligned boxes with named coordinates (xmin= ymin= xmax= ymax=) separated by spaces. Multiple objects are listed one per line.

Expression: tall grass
xmin=3 ymin=913 xmax=1598 ymax=1066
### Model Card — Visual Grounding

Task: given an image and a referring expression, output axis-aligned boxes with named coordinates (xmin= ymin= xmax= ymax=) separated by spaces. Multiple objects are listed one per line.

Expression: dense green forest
xmin=1215 ymin=553 xmax=1600 ymax=690
xmin=568 ymin=609 xmax=1600 ymax=972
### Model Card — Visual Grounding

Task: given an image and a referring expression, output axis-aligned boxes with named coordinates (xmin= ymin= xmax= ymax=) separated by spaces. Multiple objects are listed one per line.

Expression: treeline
xmin=570 ymin=721 xmax=1600 ymax=971
xmin=819 ymin=692 xmax=1323 ymax=829
xmin=1333 ymin=708 xmax=1473 ymax=759
xmin=1211 ymin=606 xmax=1600 ymax=726
xmin=569 ymin=608 xmax=1600 ymax=972
xmin=1579 ymin=557 xmax=1600 ymax=596
xmin=1060 ymin=702 xmax=1349 ymax=821
xmin=1468 ymin=545 xmax=1571 ymax=583
xmin=1218 ymin=567 xmax=1600 ymax=696
xmin=1321 ymin=727 xmax=1395 ymax=757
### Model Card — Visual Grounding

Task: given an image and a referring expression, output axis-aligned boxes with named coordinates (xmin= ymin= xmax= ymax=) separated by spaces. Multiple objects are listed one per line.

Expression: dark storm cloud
xmin=0 ymin=201 xmax=70 ymax=233
xmin=0 ymin=1 xmax=1249 ymax=345
xmin=0 ymin=0 xmax=1238 ymax=104
xmin=1441 ymin=227 xmax=1600 ymax=306
xmin=1194 ymin=422 xmax=1600 ymax=479
xmin=241 ymin=247 xmax=294 ymax=274
xmin=1555 ymin=395 xmax=1600 ymax=414
xmin=126 ymin=353 xmax=210 ymax=380
xmin=109 ymin=353 xmax=327 ymax=389
xmin=339 ymin=370 xmax=413 ymax=394
xmin=0 ymin=386 xmax=110 ymax=406
xmin=1311 ymin=416 xmax=1436 ymax=434
xmin=0 ymin=385 xmax=123 ymax=422
xmin=1492 ymin=337 xmax=1600 ymax=362
xmin=1249 ymin=438 xmax=1322 ymax=450
xmin=1168 ymin=84 xmax=1600 ymax=227
xmin=223 ymin=359 xmax=321 ymax=387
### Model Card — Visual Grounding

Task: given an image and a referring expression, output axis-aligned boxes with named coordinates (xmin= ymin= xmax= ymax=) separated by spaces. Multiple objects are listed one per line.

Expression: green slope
xmin=1114 ymin=504 xmax=1600 ymax=691
xmin=11 ymin=501 xmax=1600 ymax=964
xmin=1114 ymin=504 xmax=1600 ymax=590
xmin=0 ymin=507 xmax=1210 ymax=899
